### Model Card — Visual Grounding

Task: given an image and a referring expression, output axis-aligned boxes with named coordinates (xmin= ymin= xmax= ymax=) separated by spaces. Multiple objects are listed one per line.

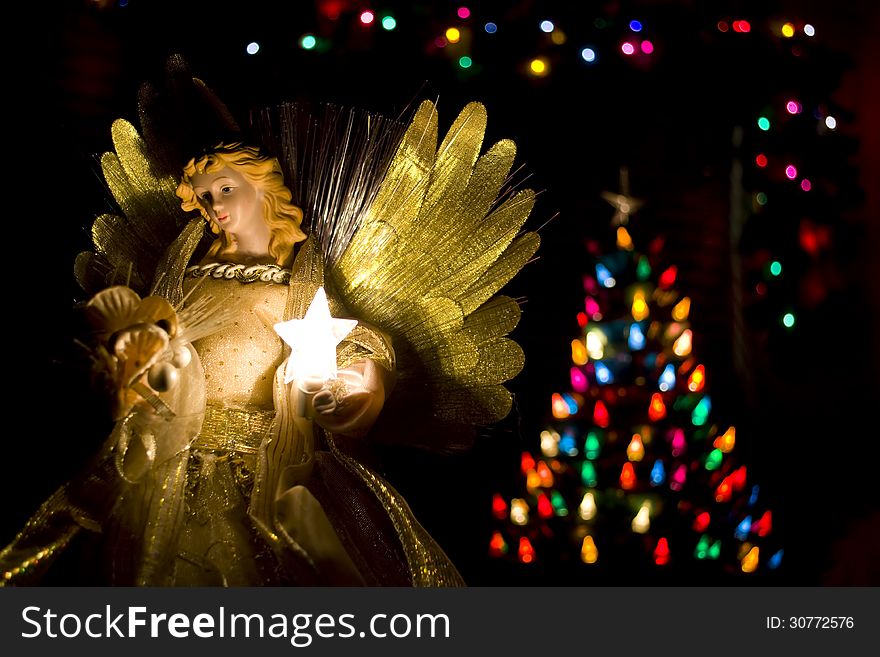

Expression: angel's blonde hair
xmin=176 ymin=143 xmax=306 ymax=268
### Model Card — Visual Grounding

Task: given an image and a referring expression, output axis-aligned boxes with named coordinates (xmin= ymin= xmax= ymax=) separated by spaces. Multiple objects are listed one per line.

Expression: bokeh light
xmin=786 ymin=100 xmax=802 ymax=114
xmin=825 ymin=115 xmax=837 ymax=130
xmin=785 ymin=164 xmax=798 ymax=179
xmin=458 ymin=56 xmax=472 ymax=69
xmin=757 ymin=116 xmax=771 ymax=131
xmin=804 ymin=24 xmax=816 ymax=37
xmin=485 ymin=22 xmax=497 ymax=34
xmin=781 ymin=22 xmax=795 ymax=38
xmin=783 ymin=313 xmax=796 ymax=328
xmin=629 ymin=20 xmax=643 ymax=32
xmin=755 ymin=153 xmax=768 ymax=167
xmin=540 ymin=20 xmax=555 ymax=33
xmin=381 ymin=15 xmax=396 ymax=30
xmin=300 ymin=35 xmax=316 ymax=50
xmin=800 ymin=179 xmax=812 ymax=192
xmin=529 ymin=57 xmax=549 ymax=75
xmin=581 ymin=47 xmax=597 ymax=63
xmin=360 ymin=10 xmax=374 ymax=25
xmin=621 ymin=42 xmax=635 ymax=55
xmin=457 ymin=6 xmax=470 ymax=19
xmin=246 ymin=42 xmax=260 ymax=55
xmin=641 ymin=40 xmax=654 ymax=54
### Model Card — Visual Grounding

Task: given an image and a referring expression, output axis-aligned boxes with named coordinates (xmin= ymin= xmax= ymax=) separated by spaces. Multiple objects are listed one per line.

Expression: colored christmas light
xmin=714 ymin=426 xmax=735 ymax=453
xmin=484 ymin=22 xmax=497 ymax=34
xmin=730 ymin=468 xmax=746 ymax=493
xmin=755 ymin=153 xmax=768 ymax=167
xmin=741 ymin=546 xmax=759 ymax=573
xmin=300 ymin=34 xmax=317 ymax=50
xmin=628 ymin=323 xmax=646 ymax=350
xmin=458 ymin=56 xmax=473 ymax=69
xmin=552 ymin=393 xmax=570 ymax=419
xmin=671 ymin=428 xmax=686 ymax=457
xmin=648 ymin=393 xmax=667 ymax=421
xmin=578 ymin=492 xmax=597 ymax=520
xmin=658 ymin=266 xmax=677 ymax=289
xmin=537 ymin=493 xmax=553 ymax=518
xmin=659 ymin=364 xmax=676 ymax=391
xmin=581 ymin=461 xmax=598 ymax=487
xmin=783 ymin=312 xmax=796 ymax=328
xmin=360 ymin=10 xmax=374 ymax=25
xmin=551 ymin=491 xmax=569 ymax=516
xmin=571 ymin=367 xmax=588 ymax=392
xmin=457 ymin=6 xmax=470 ymax=19
xmin=572 ymin=339 xmax=588 ymax=366
xmin=641 ymin=40 xmax=654 ymax=54
xmin=620 ymin=462 xmax=637 ymax=490
xmin=521 ymin=452 xmax=535 ymax=474
xmin=595 ymin=361 xmax=613 ymax=384
xmin=735 ymin=516 xmax=752 ymax=541
xmin=246 ymin=42 xmax=260 ymax=55
xmin=489 ymin=531 xmax=508 ymax=557
xmin=825 ymin=116 xmax=837 ymax=130
xmin=510 ymin=498 xmax=529 ymax=525
xmin=757 ymin=116 xmax=771 ymax=131
xmin=525 ymin=469 xmax=540 ymax=491
xmin=781 ymin=22 xmax=795 ymax=38
xmin=581 ymin=47 xmax=597 ymax=63
xmin=785 ymin=164 xmax=798 ymax=180
xmin=580 ymin=536 xmax=599 ymax=564
xmin=687 ymin=364 xmax=706 ymax=392
xmin=801 ymin=179 xmax=812 ymax=192
xmin=650 ymin=460 xmax=666 ymax=486
xmin=749 ymin=485 xmax=760 ymax=506
xmin=673 ymin=329 xmax=693 ymax=357
xmin=786 ymin=100 xmax=802 ymax=115
xmin=621 ymin=42 xmax=635 ymax=55
xmin=596 ymin=264 xmax=615 ymax=287
xmin=692 ymin=396 xmax=711 ymax=426
xmin=670 ymin=464 xmax=687 ymax=491
xmin=584 ymin=432 xmax=601 ymax=459
xmin=708 ymin=540 xmax=722 ymax=560
xmin=632 ymin=501 xmax=651 ymax=533
xmin=654 ymin=537 xmax=671 ymax=565
xmin=629 ymin=20 xmax=643 ymax=32
xmin=537 ymin=461 xmax=554 ymax=487
xmin=445 ymin=27 xmax=461 ymax=43
xmin=518 ymin=537 xmax=536 ymax=563
xmin=562 ymin=393 xmax=580 ymax=414
xmin=559 ymin=430 xmax=578 ymax=456
xmin=617 ymin=226 xmax=634 ymax=250
xmin=631 ymin=290 xmax=649 ymax=321
xmin=705 ymin=448 xmax=723 ymax=471
xmin=769 ymin=261 xmax=783 ymax=276
xmin=693 ymin=512 xmax=711 ymax=533
xmin=753 ymin=511 xmax=773 ymax=537
xmin=586 ymin=330 xmax=606 ymax=359
xmin=715 ymin=478 xmax=733 ymax=503
xmin=381 ymin=15 xmax=397 ymax=30
xmin=540 ymin=20 xmax=554 ymax=33
xmin=694 ymin=535 xmax=710 ymax=559
xmin=492 ymin=493 xmax=508 ymax=520
xmin=636 ymin=256 xmax=652 ymax=280
xmin=627 ymin=434 xmax=646 ymax=462
xmin=672 ymin=297 xmax=691 ymax=321
xmin=540 ymin=430 xmax=559 ymax=457
xmin=593 ymin=400 xmax=610 ymax=427
xmin=768 ymin=549 xmax=784 ymax=569
xmin=529 ymin=58 xmax=549 ymax=76
xmin=585 ymin=296 xmax=601 ymax=317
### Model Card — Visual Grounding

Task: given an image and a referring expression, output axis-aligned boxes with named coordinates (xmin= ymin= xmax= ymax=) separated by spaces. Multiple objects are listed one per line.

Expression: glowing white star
xmin=274 ymin=287 xmax=358 ymax=384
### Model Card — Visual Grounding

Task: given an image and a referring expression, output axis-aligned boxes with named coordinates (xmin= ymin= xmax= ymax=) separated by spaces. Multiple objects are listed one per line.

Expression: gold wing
xmin=331 ymin=101 xmax=539 ymax=448
xmin=74 ymin=118 xmax=203 ymax=300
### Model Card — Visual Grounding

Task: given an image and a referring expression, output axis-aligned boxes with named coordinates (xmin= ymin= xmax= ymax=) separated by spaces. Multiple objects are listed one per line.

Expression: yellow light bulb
xmin=580 ymin=535 xmax=599 ymax=564
xmin=446 ymin=27 xmax=461 ymax=43
xmin=672 ymin=296 xmax=691 ymax=321
xmin=632 ymin=290 xmax=650 ymax=321
xmin=617 ymin=226 xmax=634 ymax=250
xmin=741 ymin=546 xmax=760 ymax=573
xmin=781 ymin=22 xmax=795 ymax=38
xmin=526 ymin=469 xmax=541 ymax=492
xmin=540 ymin=429 xmax=559 ymax=457
xmin=529 ymin=58 xmax=548 ymax=75
xmin=571 ymin=338 xmax=588 ymax=365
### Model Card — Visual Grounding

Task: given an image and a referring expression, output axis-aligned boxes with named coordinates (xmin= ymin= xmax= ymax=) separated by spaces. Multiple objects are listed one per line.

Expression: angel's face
xmin=190 ymin=166 xmax=264 ymax=240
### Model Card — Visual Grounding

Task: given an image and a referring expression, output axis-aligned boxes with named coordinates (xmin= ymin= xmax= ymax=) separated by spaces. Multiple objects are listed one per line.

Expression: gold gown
xmin=0 ymin=247 xmax=464 ymax=587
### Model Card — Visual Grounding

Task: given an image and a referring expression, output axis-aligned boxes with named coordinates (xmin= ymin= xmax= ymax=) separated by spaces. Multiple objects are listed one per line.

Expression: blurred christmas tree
xmin=489 ymin=172 xmax=783 ymax=584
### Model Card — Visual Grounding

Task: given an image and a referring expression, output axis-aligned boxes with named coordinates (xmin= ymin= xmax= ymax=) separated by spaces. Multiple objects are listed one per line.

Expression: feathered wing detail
xmin=330 ymin=100 xmax=539 ymax=446
xmin=75 ymin=119 xmax=197 ymax=297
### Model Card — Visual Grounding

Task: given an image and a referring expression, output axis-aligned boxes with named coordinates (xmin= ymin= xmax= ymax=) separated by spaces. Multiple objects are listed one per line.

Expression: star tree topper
xmin=274 ymin=287 xmax=358 ymax=384
xmin=601 ymin=167 xmax=644 ymax=226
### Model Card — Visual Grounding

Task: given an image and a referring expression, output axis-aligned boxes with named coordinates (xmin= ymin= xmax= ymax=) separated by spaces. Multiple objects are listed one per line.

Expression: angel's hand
xmin=312 ymin=360 xmax=389 ymax=438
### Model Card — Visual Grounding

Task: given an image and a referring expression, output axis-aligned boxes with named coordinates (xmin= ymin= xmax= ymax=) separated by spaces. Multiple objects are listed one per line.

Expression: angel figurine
xmin=0 ymin=58 xmax=538 ymax=586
